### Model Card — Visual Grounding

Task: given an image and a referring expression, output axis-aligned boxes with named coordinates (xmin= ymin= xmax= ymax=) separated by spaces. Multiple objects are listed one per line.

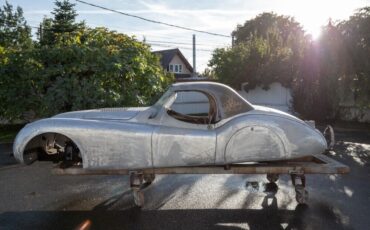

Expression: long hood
xmin=53 ymin=107 xmax=149 ymax=121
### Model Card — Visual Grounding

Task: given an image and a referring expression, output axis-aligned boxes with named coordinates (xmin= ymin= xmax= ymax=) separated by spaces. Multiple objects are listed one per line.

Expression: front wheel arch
xmin=22 ymin=132 xmax=83 ymax=165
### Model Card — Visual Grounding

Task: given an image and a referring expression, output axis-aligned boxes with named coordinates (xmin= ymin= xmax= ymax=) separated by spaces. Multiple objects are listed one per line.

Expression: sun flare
xmin=279 ymin=0 xmax=358 ymax=39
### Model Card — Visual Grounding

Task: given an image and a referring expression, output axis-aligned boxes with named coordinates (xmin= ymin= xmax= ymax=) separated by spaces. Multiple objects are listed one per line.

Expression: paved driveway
xmin=0 ymin=129 xmax=369 ymax=230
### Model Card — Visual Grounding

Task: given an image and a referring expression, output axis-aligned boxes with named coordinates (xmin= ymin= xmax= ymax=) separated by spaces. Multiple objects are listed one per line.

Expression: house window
xmin=168 ymin=64 xmax=183 ymax=73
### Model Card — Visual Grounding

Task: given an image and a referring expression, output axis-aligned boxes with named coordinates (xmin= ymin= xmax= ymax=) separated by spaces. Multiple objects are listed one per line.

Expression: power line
xmin=145 ymin=40 xmax=225 ymax=48
xmin=146 ymin=36 xmax=229 ymax=46
xmin=30 ymin=25 xmax=226 ymax=47
xmin=29 ymin=26 xmax=215 ymax=52
xmin=75 ymin=0 xmax=231 ymax=38
xmin=82 ymin=23 xmax=229 ymax=45
xmin=147 ymin=43 xmax=214 ymax=52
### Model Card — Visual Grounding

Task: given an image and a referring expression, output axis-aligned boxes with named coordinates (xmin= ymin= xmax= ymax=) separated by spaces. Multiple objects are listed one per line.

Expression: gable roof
xmin=153 ymin=48 xmax=193 ymax=73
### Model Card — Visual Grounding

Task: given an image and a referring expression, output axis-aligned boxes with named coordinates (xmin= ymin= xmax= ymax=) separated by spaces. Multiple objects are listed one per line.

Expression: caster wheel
xmin=267 ymin=173 xmax=279 ymax=183
xmin=143 ymin=174 xmax=155 ymax=185
xmin=295 ymin=185 xmax=308 ymax=204
xmin=130 ymin=172 xmax=144 ymax=187
xmin=133 ymin=190 xmax=144 ymax=207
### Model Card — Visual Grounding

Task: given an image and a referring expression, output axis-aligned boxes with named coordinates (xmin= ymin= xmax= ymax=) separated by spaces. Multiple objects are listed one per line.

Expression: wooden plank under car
xmin=52 ymin=152 xmax=350 ymax=176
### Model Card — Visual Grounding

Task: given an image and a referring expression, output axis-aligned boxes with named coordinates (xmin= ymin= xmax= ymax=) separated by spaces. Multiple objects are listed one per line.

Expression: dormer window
xmin=169 ymin=64 xmax=183 ymax=73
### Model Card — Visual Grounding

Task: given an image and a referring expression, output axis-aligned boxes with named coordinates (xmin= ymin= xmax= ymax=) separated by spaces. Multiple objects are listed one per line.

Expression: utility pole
xmin=39 ymin=24 xmax=43 ymax=42
xmin=192 ymin=34 xmax=196 ymax=77
xmin=231 ymin=34 xmax=235 ymax=47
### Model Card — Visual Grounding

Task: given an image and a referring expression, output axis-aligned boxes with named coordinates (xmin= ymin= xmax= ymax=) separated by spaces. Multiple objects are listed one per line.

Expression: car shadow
xmin=0 ymin=200 xmax=352 ymax=230
xmin=0 ymin=177 xmax=353 ymax=230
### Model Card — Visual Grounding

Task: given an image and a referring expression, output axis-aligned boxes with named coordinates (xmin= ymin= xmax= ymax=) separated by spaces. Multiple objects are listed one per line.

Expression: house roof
xmin=153 ymin=48 xmax=193 ymax=73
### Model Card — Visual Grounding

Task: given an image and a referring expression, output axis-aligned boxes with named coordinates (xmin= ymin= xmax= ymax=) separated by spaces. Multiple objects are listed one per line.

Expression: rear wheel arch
xmin=224 ymin=125 xmax=287 ymax=163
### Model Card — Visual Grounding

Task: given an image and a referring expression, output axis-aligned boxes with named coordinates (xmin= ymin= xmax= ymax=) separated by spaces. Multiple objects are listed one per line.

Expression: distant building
xmin=153 ymin=48 xmax=193 ymax=79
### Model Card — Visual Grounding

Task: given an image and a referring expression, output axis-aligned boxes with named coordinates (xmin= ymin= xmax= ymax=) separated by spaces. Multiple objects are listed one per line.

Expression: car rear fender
xmin=224 ymin=124 xmax=288 ymax=163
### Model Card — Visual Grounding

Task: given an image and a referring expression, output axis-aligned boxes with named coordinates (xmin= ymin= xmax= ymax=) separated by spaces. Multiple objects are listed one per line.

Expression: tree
xmin=38 ymin=28 xmax=173 ymax=115
xmin=293 ymin=9 xmax=370 ymax=121
xmin=39 ymin=0 xmax=84 ymax=46
xmin=293 ymin=21 xmax=350 ymax=120
xmin=0 ymin=1 xmax=32 ymax=48
xmin=0 ymin=1 xmax=34 ymax=120
xmin=1 ymin=27 xmax=173 ymax=120
xmin=0 ymin=0 xmax=173 ymax=121
xmin=338 ymin=7 xmax=370 ymax=107
xmin=52 ymin=0 xmax=79 ymax=33
xmin=201 ymin=68 xmax=216 ymax=79
xmin=0 ymin=48 xmax=43 ymax=121
xmin=233 ymin=12 xmax=305 ymax=49
xmin=209 ymin=38 xmax=270 ymax=89
xmin=209 ymin=13 xmax=306 ymax=91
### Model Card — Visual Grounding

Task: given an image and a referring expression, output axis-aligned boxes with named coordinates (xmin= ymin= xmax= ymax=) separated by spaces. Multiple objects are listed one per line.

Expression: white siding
xmin=171 ymin=91 xmax=209 ymax=115
xmin=238 ymin=82 xmax=292 ymax=113
xmin=169 ymin=55 xmax=192 ymax=74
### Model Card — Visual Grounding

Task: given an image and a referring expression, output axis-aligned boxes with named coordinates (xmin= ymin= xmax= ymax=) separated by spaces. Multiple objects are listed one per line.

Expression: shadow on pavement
xmin=0 ymin=202 xmax=353 ymax=230
xmin=0 ymin=180 xmax=353 ymax=230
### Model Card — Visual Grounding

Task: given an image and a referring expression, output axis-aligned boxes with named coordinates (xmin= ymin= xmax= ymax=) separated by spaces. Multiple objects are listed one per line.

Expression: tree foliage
xmin=0 ymin=1 xmax=173 ymax=121
xmin=338 ymin=7 xmax=370 ymax=107
xmin=0 ymin=1 xmax=32 ymax=48
xmin=52 ymin=0 xmax=79 ymax=32
xmin=293 ymin=22 xmax=350 ymax=120
xmin=293 ymin=12 xmax=370 ymax=120
xmin=209 ymin=13 xmax=305 ymax=91
xmin=37 ymin=27 xmax=172 ymax=116
xmin=39 ymin=0 xmax=85 ymax=46
xmin=210 ymin=10 xmax=370 ymax=121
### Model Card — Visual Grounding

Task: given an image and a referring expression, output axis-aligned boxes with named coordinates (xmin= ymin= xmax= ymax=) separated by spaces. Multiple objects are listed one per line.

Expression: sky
xmin=4 ymin=0 xmax=370 ymax=72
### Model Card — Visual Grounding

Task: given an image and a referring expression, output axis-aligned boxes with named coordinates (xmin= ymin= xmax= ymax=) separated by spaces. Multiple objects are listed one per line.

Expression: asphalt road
xmin=0 ymin=129 xmax=369 ymax=230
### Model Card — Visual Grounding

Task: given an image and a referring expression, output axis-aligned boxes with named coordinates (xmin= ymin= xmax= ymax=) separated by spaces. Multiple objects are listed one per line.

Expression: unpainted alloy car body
xmin=13 ymin=82 xmax=327 ymax=169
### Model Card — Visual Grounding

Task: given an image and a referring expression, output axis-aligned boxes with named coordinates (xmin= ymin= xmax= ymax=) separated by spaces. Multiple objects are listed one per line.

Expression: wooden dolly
xmin=52 ymin=153 xmax=350 ymax=206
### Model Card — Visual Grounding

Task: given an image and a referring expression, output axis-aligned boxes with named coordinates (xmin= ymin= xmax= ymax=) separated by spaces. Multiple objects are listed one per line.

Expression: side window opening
xmin=167 ymin=91 xmax=218 ymax=125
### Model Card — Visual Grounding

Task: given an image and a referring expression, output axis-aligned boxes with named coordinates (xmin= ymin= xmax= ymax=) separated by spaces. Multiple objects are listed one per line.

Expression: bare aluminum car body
xmin=13 ymin=82 xmax=327 ymax=169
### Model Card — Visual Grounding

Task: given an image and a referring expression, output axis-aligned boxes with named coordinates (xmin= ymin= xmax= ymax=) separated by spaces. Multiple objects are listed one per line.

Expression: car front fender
xmin=13 ymin=119 xmax=86 ymax=164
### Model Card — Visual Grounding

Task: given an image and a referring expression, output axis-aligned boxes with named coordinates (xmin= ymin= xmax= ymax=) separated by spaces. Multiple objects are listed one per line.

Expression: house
xmin=153 ymin=48 xmax=194 ymax=79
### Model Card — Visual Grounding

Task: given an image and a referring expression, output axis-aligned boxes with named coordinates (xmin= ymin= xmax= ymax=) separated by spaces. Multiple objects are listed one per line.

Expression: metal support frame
xmin=52 ymin=153 xmax=349 ymax=207
xmin=290 ymin=172 xmax=308 ymax=204
xmin=53 ymin=154 xmax=349 ymax=176
xmin=129 ymin=171 xmax=145 ymax=207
